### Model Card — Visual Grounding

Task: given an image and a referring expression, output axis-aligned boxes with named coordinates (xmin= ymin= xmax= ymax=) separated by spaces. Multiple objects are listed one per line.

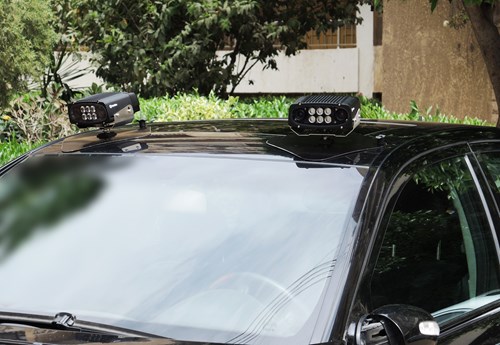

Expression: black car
xmin=0 ymin=93 xmax=499 ymax=345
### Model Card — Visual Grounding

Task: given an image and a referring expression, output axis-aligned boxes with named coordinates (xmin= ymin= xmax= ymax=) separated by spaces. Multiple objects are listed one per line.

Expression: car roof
xmin=32 ymin=118 xmax=500 ymax=168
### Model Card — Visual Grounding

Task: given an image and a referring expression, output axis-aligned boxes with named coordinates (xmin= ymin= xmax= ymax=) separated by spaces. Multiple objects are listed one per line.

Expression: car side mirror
xmin=355 ymin=304 xmax=440 ymax=345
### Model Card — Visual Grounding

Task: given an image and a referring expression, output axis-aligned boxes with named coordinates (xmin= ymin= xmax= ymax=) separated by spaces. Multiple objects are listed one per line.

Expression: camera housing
xmin=68 ymin=92 xmax=140 ymax=129
xmin=288 ymin=95 xmax=361 ymax=136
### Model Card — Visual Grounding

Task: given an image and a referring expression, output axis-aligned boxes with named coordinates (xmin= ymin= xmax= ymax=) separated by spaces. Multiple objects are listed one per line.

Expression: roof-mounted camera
xmin=288 ymin=95 xmax=361 ymax=136
xmin=62 ymin=92 xmax=150 ymax=151
xmin=68 ymin=92 xmax=140 ymax=130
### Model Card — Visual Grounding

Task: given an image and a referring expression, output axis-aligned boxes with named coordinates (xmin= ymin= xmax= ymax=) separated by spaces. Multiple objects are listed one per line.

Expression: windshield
xmin=0 ymin=154 xmax=365 ymax=343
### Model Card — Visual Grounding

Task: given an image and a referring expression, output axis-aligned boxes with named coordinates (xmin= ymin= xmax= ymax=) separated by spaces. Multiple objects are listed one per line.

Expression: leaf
xmin=429 ymin=0 xmax=438 ymax=12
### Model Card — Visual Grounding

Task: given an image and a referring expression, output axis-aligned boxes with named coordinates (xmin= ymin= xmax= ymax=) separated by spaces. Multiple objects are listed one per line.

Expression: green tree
xmin=70 ymin=0 xmax=368 ymax=98
xmin=0 ymin=0 xmax=57 ymax=108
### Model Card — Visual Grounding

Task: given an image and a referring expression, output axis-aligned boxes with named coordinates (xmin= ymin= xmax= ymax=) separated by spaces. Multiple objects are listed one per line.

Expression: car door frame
xmin=340 ymin=138 xmax=500 ymax=345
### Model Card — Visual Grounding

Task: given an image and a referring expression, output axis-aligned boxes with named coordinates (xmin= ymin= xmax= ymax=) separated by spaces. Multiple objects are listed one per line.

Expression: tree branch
xmin=228 ymin=49 xmax=265 ymax=95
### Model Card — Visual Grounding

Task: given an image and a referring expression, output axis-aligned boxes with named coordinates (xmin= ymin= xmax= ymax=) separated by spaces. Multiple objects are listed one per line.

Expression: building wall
xmin=231 ymin=48 xmax=360 ymax=94
xmin=357 ymin=5 xmax=375 ymax=97
xmin=378 ymin=0 xmax=495 ymax=122
xmin=232 ymin=4 xmax=374 ymax=95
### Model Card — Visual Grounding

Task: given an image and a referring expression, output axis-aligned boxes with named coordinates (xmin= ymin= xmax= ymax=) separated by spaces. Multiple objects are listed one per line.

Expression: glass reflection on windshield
xmin=0 ymin=155 xmax=365 ymax=343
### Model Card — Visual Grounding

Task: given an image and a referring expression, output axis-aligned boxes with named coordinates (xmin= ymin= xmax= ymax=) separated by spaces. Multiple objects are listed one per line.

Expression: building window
xmin=304 ymin=25 xmax=357 ymax=49
xmin=221 ymin=24 xmax=357 ymax=51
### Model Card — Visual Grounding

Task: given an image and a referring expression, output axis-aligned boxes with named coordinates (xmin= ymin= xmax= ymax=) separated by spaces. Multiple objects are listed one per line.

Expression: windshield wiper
xmin=0 ymin=311 xmax=168 ymax=340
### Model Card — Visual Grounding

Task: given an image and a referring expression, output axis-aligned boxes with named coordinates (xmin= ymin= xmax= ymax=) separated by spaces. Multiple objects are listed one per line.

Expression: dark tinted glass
xmin=371 ymin=156 xmax=500 ymax=324
xmin=476 ymin=151 xmax=500 ymax=205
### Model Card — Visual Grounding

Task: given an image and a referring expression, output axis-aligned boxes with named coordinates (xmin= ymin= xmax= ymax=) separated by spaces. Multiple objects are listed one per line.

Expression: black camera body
xmin=68 ymin=92 xmax=140 ymax=129
xmin=288 ymin=95 xmax=361 ymax=136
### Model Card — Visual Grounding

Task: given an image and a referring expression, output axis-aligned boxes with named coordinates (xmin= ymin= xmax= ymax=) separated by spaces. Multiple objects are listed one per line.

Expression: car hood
xmin=0 ymin=324 xmax=206 ymax=345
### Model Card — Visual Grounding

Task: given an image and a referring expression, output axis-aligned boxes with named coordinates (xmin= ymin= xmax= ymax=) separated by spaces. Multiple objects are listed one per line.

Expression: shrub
xmin=140 ymin=93 xmax=293 ymax=121
xmin=0 ymin=0 xmax=56 ymax=108
xmin=0 ymin=139 xmax=44 ymax=166
xmin=140 ymin=91 xmax=240 ymax=122
xmin=3 ymin=86 xmax=75 ymax=143
xmin=359 ymin=96 xmax=489 ymax=126
xmin=231 ymin=96 xmax=292 ymax=119
xmin=140 ymin=94 xmax=490 ymax=126
xmin=0 ymin=115 xmax=21 ymax=142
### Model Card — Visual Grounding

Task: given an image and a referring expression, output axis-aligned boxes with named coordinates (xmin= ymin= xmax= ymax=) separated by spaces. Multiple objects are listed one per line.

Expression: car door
xmin=368 ymin=143 xmax=500 ymax=344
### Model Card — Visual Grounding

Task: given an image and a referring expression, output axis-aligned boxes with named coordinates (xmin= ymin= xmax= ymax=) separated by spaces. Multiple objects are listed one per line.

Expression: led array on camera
xmin=305 ymin=106 xmax=345 ymax=125
xmin=80 ymin=105 xmax=98 ymax=121
xmin=68 ymin=92 xmax=140 ymax=129
xmin=307 ymin=107 xmax=329 ymax=124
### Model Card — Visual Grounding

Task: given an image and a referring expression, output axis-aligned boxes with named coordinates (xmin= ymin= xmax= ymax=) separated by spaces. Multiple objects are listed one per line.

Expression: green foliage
xmin=231 ymin=96 xmax=292 ymax=119
xmin=140 ymin=92 xmax=239 ymax=122
xmin=81 ymin=83 xmax=108 ymax=97
xmin=139 ymin=93 xmax=292 ymax=122
xmin=480 ymin=154 xmax=500 ymax=190
xmin=39 ymin=51 xmax=93 ymax=103
xmin=2 ymin=86 xmax=75 ymax=143
xmin=35 ymin=0 xmax=94 ymax=103
xmin=141 ymin=94 xmax=490 ymax=125
xmin=1 ymin=94 xmax=492 ymax=167
xmin=414 ymin=158 xmax=469 ymax=195
xmin=359 ymin=96 xmax=489 ymax=126
xmin=0 ymin=0 xmax=57 ymax=108
xmin=0 ymin=82 xmax=112 ymax=150
xmin=375 ymin=209 xmax=452 ymax=273
xmin=69 ymin=0 xmax=369 ymax=98
xmin=0 ymin=139 xmax=44 ymax=166
xmin=375 ymin=157 xmax=472 ymax=274
xmin=429 ymin=0 xmax=439 ymax=12
xmin=0 ymin=115 xmax=21 ymax=142
xmin=52 ymin=0 xmax=81 ymax=52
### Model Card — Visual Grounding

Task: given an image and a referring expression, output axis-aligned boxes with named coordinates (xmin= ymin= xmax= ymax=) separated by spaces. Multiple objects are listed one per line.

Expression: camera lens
xmin=334 ymin=108 xmax=348 ymax=123
xmin=293 ymin=108 xmax=306 ymax=122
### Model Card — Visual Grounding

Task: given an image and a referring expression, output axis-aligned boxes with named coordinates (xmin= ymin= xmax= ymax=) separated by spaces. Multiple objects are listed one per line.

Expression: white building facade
xmin=231 ymin=5 xmax=374 ymax=96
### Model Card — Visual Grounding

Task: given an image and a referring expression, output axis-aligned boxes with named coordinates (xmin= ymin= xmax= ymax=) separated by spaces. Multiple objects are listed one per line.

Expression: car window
xmin=0 ymin=154 xmax=366 ymax=344
xmin=476 ymin=151 xmax=500 ymax=203
xmin=371 ymin=155 xmax=500 ymax=324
